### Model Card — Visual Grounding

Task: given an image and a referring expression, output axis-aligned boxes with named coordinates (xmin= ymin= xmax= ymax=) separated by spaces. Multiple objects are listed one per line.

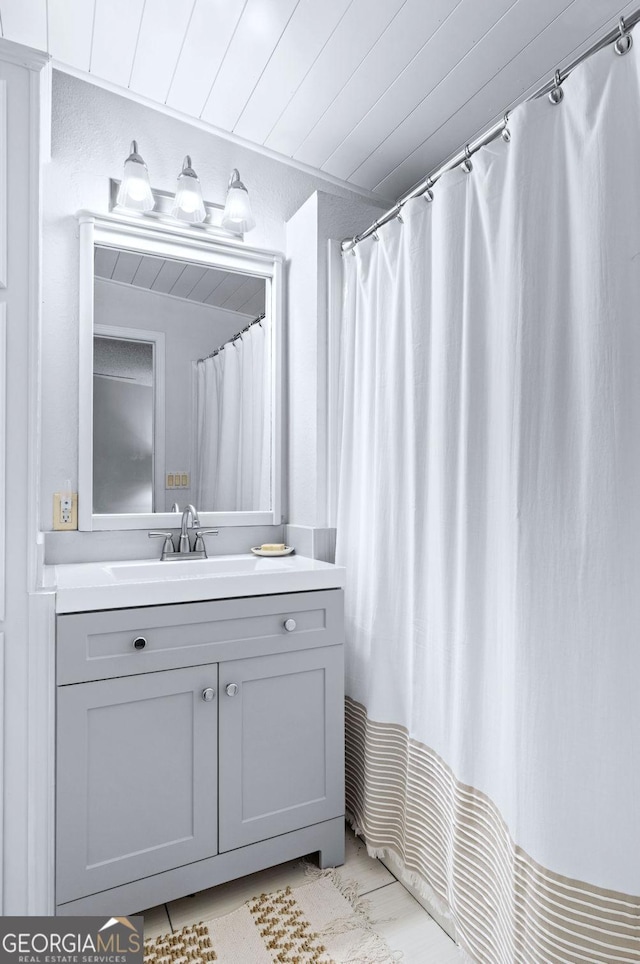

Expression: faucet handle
xmin=194 ymin=529 xmax=219 ymax=554
xmin=148 ymin=531 xmax=175 ymax=555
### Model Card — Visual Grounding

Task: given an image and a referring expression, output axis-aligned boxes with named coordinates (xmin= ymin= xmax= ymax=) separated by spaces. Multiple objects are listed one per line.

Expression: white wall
xmin=286 ymin=194 xmax=319 ymax=527
xmin=41 ymin=71 xmax=384 ymax=557
xmin=95 ymin=279 xmax=248 ymax=510
xmin=286 ymin=191 xmax=386 ymax=533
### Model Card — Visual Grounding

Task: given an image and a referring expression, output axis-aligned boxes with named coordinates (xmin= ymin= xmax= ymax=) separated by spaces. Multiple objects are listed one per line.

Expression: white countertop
xmin=44 ymin=553 xmax=346 ymax=614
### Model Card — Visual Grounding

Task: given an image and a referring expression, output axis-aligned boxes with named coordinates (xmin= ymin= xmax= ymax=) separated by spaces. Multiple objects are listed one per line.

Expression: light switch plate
xmin=53 ymin=492 xmax=78 ymax=530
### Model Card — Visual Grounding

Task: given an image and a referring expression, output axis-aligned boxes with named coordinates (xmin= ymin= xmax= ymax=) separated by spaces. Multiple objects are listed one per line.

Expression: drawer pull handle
xmin=201 ymin=687 xmax=216 ymax=702
xmin=133 ymin=637 xmax=147 ymax=650
xmin=225 ymin=683 xmax=239 ymax=697
xmin=284 ymin=618 xmax=297 ymax=632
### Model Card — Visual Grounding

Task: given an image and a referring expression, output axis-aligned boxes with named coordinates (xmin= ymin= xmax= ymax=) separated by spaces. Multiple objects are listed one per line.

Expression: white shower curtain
xmin=337 ymin=35 xmax=640 ymax=964
xmin=195 ymin=319 xmax=270 ymax=511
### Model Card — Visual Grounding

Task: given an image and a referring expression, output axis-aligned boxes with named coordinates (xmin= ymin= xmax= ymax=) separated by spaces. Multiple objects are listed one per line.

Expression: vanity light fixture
xmin=171 ymin=156 xmax=207 ymax=223
xmin=115 ymin=141 xmax=155 ymax=213
xmin=222 ymin=169 xmax=256 ymax=233
xmin=112 ymin=149 xmax=253 ymax=234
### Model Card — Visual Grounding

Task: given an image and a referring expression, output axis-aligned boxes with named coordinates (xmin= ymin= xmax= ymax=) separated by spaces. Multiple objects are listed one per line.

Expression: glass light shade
xmin=116 ymin=141 xmax=154 ymax=213
xmin=171 ymin=156 xmax=206 ymax=223
xmin=222 ymin=169 xmax=256 ymax=233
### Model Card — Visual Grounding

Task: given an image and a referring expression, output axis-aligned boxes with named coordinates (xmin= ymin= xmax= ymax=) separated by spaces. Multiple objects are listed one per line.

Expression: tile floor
xmin=138 ymin=826 xmax=464 ymax=963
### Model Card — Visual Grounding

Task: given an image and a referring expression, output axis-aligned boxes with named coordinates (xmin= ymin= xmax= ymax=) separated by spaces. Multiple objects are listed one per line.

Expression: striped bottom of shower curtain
xmin=345 ymin=697 xmax=640 ymax=964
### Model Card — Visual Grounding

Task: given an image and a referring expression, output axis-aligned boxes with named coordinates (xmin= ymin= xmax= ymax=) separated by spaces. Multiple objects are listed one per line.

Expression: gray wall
xmin=41 ymin=71 xmax=385 ymax=561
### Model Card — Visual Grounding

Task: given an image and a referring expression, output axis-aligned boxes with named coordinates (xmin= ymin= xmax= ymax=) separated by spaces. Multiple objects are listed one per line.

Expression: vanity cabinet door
xmin=56 ymin=665 xmax=218 ymax=905
xmin=218 ymin=646 xmax=344 ymax=852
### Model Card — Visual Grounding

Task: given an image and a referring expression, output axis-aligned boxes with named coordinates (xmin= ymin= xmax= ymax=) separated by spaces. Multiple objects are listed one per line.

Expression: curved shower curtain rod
xmin=342 ymin=8 xmax=640 ymax=253
xmin=197 ymin=312 xmax=266 ymax=363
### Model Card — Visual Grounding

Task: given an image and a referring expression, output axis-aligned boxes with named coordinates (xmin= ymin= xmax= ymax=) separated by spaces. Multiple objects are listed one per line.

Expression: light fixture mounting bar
xmin=108 ymin=179 xmax=243 ymax=239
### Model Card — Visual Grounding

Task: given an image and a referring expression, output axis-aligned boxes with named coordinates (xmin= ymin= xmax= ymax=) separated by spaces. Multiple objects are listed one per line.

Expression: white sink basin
xmin=45 ymin=553 xmax=345 ymax=613
xmin=106 ymin=557 xmax=261 ymax=580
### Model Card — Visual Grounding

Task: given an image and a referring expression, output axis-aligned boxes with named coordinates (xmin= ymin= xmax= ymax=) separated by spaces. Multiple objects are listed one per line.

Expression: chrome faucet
xmin=148 ymin=503 xmax=218 ymax=560
xmin=179 ymin=504 xmax=200 ymax=553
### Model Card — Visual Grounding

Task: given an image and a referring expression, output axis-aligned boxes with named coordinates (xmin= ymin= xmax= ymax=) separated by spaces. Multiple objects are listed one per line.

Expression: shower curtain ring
xmin=372 ymin=228 xmax=380 ymax=241
xmin=350 ymin=237 xmax=357 ymax=255
xmin=615 ymin=17 xmax=633 ymax=55
xmin=549 ymin=70 xmax=564 ymax=104
xmin=461 ymin=145 xmax=473 ymax=173
xmin=501 ymin=112 xmax=511 ymax=142
xmin=423 ymin=178 xmax=434 ymax=201
xmin=395 ymin=205 xmax=404 ymax=223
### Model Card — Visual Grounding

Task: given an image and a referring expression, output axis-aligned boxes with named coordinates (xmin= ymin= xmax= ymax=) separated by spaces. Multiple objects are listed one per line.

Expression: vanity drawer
xmin=57 ymin=589 xmax=343 ymax=684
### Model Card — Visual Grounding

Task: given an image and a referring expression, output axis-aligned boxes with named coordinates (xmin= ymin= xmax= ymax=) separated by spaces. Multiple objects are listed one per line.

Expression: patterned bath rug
xmin=144 ymin=870 xmax=399 ymax=963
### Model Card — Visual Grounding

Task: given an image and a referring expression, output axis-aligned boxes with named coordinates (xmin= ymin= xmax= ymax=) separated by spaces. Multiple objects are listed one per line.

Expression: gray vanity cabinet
xmin=219 ymin=646 xmax=343 ymax=851
xmin=55 ymin=589 xmax=345 ymax=915
xmin=56 ymin=664 xmax=219 ymax=905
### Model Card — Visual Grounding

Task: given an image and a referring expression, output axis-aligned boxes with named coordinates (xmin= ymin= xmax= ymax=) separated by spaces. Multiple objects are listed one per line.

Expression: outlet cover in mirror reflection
xmin=166 ymin=473 xmax=190 ymax=489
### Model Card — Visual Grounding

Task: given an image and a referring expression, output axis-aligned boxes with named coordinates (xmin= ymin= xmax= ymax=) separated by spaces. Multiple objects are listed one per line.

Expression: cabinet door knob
xmin=225 ymin=683 xmax=239 ymax=697
xmin=201 ymin=687 xmax=216 ymax=702
xmin=284 ymin=618 xmax=297 ymax=632
xmin=133 ymin=636 xmax=147 ymax=650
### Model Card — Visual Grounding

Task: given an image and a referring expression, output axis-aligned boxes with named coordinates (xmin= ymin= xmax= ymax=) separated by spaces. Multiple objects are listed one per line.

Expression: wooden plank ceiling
xmin=0 ymin=0 xmax=636 ymax=201
xmin=94 ymin=247 xmax=266 ymax=319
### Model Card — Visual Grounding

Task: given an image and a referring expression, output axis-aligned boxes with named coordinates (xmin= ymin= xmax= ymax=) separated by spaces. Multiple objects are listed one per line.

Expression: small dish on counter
xmin=251 ymin=545 xmax=295 ymax=557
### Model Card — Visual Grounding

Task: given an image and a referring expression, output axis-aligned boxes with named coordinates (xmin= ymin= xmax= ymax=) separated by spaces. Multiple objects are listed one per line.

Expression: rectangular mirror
xmin=78 ymin=215 xmax=283 ymax=530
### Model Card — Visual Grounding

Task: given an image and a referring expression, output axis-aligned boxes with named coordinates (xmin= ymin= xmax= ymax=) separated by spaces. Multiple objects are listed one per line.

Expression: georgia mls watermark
xmin=0 ymin=917 xmax=143 ymax=964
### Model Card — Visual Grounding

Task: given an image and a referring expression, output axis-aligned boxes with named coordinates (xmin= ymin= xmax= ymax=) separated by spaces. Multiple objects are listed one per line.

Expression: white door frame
xmin=0 ymin=37 xmax=54 ymax=915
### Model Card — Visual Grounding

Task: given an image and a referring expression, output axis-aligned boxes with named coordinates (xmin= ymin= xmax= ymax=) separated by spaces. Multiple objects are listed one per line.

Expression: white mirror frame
xmin=78 ymin=211 xmax=284 ymax=531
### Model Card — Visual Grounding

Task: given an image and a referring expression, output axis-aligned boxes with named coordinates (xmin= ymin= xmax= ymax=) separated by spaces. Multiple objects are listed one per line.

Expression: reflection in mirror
xmin=93 ymin=336 xmax=154 ymax=513
xmin=92 ymin=245 xmax=270 ymax=515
